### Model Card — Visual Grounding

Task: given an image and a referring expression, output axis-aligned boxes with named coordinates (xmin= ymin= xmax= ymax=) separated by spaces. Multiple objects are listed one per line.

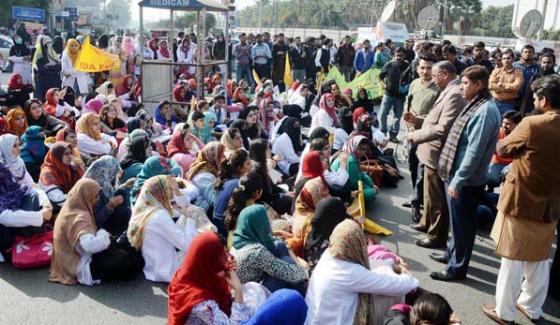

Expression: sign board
xmin=139 ymin=0 xmax=228 ymax=12
xmin=12 ymin=6 xmax=46 ymax=22
xmin=65 ymin=7 xmax=79 ymax=18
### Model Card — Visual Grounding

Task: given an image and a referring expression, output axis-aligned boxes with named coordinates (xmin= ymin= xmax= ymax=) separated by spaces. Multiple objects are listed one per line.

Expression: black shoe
xmin=402 ymin=201 xmax=412 ymax=208
xmin=410 ymin=223 xmax=427 ymax=232
xmin=416 ymin=238 xmax=446 ymax=249
xmin=428 ymin=252 xmax=448 ymax=264
xmin=389 ymin=135 xmax=401 ymax=143
xmin=411 ymin=206 xmax=422 ymax=223
xmin=429 ymin=270 xmax=465 ymax=282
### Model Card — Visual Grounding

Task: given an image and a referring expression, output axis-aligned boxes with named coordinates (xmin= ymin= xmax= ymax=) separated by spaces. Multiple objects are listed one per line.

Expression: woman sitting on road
xmin=24 ymin=99 xmax=65 ymax=137
xmin=129 ymin=156 xmax=182 ymax=206
xmin=185 ymin=142 xmax=225 ymax=212
xmin=76 ymin=113 xmax=118 ymax=160
xmin=128 ymin=175 xmax=197 ymax=283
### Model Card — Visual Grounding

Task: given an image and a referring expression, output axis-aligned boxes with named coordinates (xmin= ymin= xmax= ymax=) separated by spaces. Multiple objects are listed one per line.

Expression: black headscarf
xmin=120 ymin=132 xmax=149 ymax=170
xmin=127 ymin=117 xmax=143 ymax=133
xmin=97 ymin=34 xmax=109 ymax=49
xmin=62 ymin=86 xmax=75 ymax=106
xmin=352 ymin=88 xmax=374 ymax=113
xmin=308 ymin=126 xmax=329 ymax=141
xmin=339 ymin=106 xmax=354 ymax=135
xmin=282 ymin=104 xmax=302 ymax=119
xmin=304 ymin=197 xmax=349 ymax=256
xmin=9 ymin=37 xmax=31 ymax=57
xmin=52 ymin=36 xmax=64 ymax=55
xmin=277 ymin=117 xmax=303 ymax=152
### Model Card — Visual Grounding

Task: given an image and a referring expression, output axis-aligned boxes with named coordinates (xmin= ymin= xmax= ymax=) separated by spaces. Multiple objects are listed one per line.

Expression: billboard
xmin=12 ymin=6 xmax=46 ymax=22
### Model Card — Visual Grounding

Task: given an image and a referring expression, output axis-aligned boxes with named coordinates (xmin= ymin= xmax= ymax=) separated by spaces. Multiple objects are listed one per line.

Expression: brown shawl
xmin=49 ymin=179 xmax=100 ymax=285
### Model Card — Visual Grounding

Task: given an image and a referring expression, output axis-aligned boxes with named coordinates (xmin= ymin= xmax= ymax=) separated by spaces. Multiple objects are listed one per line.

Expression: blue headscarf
xmin=241 ymin=289 xmax=308 ymax=325
xmin=155 ymin=101 xmax=176 ymax=127
xmin=20 ymin=125 xmax=46 ymax=164
xmin=130 ymin=155 xmax=181 ymax=205
xmin=84 ymin=155 xmax=121 ymax=198
xmin=0 ymin=161 xmax=28 ymax=214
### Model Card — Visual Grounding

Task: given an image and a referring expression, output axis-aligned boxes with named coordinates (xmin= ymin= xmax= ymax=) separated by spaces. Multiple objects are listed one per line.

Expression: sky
xmin=234 ymin=0 xmax=517 ymax=9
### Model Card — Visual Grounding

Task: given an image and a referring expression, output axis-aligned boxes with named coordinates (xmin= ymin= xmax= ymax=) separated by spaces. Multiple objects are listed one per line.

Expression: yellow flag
xmin=283 ymin=54 xmax=293 ymax=87
xmin=252 ymin=69 xmax=262 ymax=87
xmin=75 ymin=36 xmax=120 ymax=72
xmin=358 ymin=181 xmax=366 ymax=218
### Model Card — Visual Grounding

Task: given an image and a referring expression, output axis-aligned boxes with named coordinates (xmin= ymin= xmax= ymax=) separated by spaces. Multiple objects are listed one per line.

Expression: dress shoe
xmin=410 ymin=223 xmax=427 ymax=232
xmin=429 ymin=270 xmax=465 ymax=282
xmin=402 ymin=201 xmax=412 ymax=208
xmin=411 ymin=206 xmax=422 ymax=223
xmin=416 ymin=238 xmax=446 ymax=249
xmin=428 ymin=252 xmax=448 ymax=264
xmin=481 ymin=304 xmax=515 ymax=325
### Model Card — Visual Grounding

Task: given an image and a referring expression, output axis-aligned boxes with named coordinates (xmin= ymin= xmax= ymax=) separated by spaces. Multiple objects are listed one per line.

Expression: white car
xmin=0 ymin=35 xmax=14 ymax=72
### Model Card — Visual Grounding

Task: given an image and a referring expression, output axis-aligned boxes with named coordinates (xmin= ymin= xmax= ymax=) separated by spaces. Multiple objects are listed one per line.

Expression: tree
xmin=106 ymin=0 xmax=132 ymax=28
xmin=471 ymin=5 xmax=514 ymax=37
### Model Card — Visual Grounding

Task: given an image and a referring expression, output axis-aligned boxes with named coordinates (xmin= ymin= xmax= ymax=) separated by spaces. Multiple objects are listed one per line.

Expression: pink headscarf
xmin=319 ymin=93 xmax=338 ymax=127
xmin=83 ymin=99 xmax=104 ymax=114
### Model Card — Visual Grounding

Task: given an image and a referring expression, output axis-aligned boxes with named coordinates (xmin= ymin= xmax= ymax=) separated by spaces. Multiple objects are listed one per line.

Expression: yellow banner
xmin=283 ymin=54 xmax=293 ymax=88
xmin=75 ymin=36 xmax=120 ymax=72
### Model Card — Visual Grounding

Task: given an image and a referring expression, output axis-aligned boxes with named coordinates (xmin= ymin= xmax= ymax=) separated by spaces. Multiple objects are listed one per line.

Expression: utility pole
xmin=537 ymin=0 xmax=548 ymax=41
xmin=258 ymin=0 xmax=262 ymax=32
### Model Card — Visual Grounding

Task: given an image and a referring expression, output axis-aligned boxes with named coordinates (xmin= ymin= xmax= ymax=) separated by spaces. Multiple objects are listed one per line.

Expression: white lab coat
xmin=61 ymin=52 xmax=90 ymax=94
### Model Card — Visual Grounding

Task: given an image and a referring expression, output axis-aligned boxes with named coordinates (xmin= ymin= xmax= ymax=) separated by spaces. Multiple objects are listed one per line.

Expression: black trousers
xmin=254 ymin=63 xmax=271 ymax=80
xmin=90 ymin=242 xmax=144 ymax=282
xmin=409 ymin=144 xmax=424 ymax=208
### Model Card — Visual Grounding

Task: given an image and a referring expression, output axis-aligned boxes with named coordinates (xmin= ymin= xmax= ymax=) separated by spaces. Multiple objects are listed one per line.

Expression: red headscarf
xmin=302 ymin=150 xmax=325 ymax=181
xmin=39 ymin=142 xmax=84 ymax=193
xmin=232 ymin=87 xmax=249 ymax=106
xmin=172 ymin=85 xmax=185 ymax=102
xmin=319 ymin=93 xmax=338 ymax=127
xmin=168 ymin=232 xmax=232 ymax=325
xmin=8 ymin=74 xmax=25 ymax=90
xmin=148 ymin=38 xmax=158 ymax=52
xmin=116 ymin=74 xmax=133 ymax=96
xmin=226 ymin=80 xmax=235 ymax=98
xmin=43 ymin=88 xmax=59 ymax=116
xmin=158 ymin=40 xmax=170 ymax=58
xmin=353 ymin=106 xmax=366 ymax=127
xmin=167 ymin=130 xmax=189 ymax=158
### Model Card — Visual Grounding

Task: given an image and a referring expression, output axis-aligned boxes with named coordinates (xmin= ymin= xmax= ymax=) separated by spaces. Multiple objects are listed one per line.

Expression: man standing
xmin=403 ymin=54 xmax=440 ymax=223
xmin=289 ymin=36 xmax=306 ymax=83
xmin=514 ymin=45 xmax=540 ymax=114
xmin=442 ymin=45 xmax=466 ymax=75
xmin=234 ymin=33 xmax=253 ymax=86
xmin=538 ymin=53 xmax=556 ymax=77
xmin=336 ymin=35 xmax=356 ymax=82
xmin=406 ymin=60 xmax=465 ymax=248
xmin=472 ymin=41 xmax=494 ymax=73
xmin=430 ymin=65 xmax=501 ymax=281
xmin=272 ymin=33 xmax=290 ymax=92
xmin=251 ymin=34 xmax=272 ymax=80
xmin=488 ymin=49 xmax=524 ymax=116
xmin=303 ymin=37 xmax=318 ymax=87
xmin=315 ymin=38 xmax=334 ymax=74
xmin=353 ymin=39 xmax=374 ymax=75
xmin=378 ymin=47 xmax=410 ymax=143
xmin=482 ymin=74 xmax=560 ymax=324
xmin=404 ymin=39 xmax=416 ymax=63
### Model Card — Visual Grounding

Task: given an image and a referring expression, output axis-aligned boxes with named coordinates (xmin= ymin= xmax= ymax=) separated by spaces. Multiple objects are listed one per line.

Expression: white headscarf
xmin=0 ymin=134 xmax=27 ymax=181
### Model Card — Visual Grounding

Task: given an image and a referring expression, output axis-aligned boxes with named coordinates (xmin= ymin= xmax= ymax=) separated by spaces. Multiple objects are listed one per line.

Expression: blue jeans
xmin=444 ymin=182 xmax=484 ymax=278
xmin=379 ymin=95 xmax=405 ymax=136
xmin=262 ymin=240 xmax=306 ymax=296
xmin=495 ymin=100 xmax=517 ymax=117
xmin=236 ymin=63 xmax=253 ymax=87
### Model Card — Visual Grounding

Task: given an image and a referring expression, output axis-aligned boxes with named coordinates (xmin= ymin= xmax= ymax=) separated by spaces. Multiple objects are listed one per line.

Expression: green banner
xmin=324 ymin=66 xmax=383 ymax=99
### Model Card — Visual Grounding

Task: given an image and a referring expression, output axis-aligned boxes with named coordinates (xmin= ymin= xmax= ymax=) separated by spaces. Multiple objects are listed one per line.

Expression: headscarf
xmin=277 ymin=117 xmax=303 ymax=152
xmin=130 ymin=156 xmax=174 ymax=203
xmin=49 ymin=179 xmax=100 ymax=285
xmin=95 ymin=81 xmax=114 ymax=96
xmin=120 ymin=129 xmax=149 ymax=170
xmin=309 ymin=127 xmax=329 ymax=141
xmin=305 ymin=197 xmax=349 ymax=259
xmin=232 ymin=87 xmax=249 ymax=106
xmin=220 ymin=128 xmax=239 ymax=155
xmin=242 ymin=289 xmax=308 ymax=325
xmin=32 ymin=35 xmax=59 ymax=69
xmin=343 ymin=135 xmax=367 ymax=156
xmin=84 ymin=156 xmax=122 ymax=198
xmin=0 ymin=161 xmax=28 ymax=215
xmin=232 ymin=204 xmax=275 ymax=251
xmin=168 ymin=232 xmax=232 ymax=324
xmin=20 ymin=125 xmax=46 ymax=164
xmin=116 ymin=74 xmax=134 ymax=96
xmin=352 ymin=107 xmax=367 ymax=128
xmin=8 ymin=73 xmax=25 ymax=90
xmin=148 ymin=38 xmax=159 ymax=52
xmin=339 ymin=106 xmax=354 ymax=135
xmin=128 ymin=175 xmax=175 ymax=250
xmin=186 ymin=142 xmax=224 ymax=180
xmin=126 ymin=117 xmax=143 ymax=133
xmin=52 ymin=36 xmax=64 ymax=55
xmin=172 ymin=85 xmax=185 ymax=102
xmin=43 ymin=88 xmax=59 ymax=116
xmin=167 ymin=130 xmax=190 ymax=158
xmin=5 ymin=107 xmax=28 ymax=136
xmin=0 ymin=134 xmax=26 ymax=181
xmin=355 ymin=115 xmax=373 ymax=139
xmin=191 ymin=112 xmax=214 ymax=144
xmin=158 ymin=40 xmax=170 ymax=58
xmin=39 ymin=142 xmax=83 ymax=193
xmin=155 ymin=101 xmax=176 ymax=127
xmin=83 ymin=99 xmax=104 ymax=114
xmin=301 ymin=150 xmax=325 ymax=180
xmin=329 ymin=219 xmax=372 ymax=325
xmin=76 ymin=113 xmax=102 ymax=141
xmin=122 ymin=36 xmax=135 ymax=56
xmin=353 ymin=88 xmax=374 ymax=112
xmin=64 ymin=38 xmax=80 ymax=65
xmin=319 ymin=93 xmax=338 ymax=127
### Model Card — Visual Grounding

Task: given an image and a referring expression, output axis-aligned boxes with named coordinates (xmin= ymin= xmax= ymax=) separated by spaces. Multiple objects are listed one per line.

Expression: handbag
xmin=360 ymin=159 xmax=384 ymax=187
xmin=9 ymin=231 xmax=54 ymax=269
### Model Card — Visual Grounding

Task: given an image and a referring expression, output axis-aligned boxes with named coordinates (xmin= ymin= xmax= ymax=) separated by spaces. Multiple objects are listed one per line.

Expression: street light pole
xmin=537 ymin=0 xmax=548 ymax=41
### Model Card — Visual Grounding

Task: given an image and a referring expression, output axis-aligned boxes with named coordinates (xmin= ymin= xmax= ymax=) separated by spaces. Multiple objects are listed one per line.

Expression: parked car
xmin=0 ymin=35 xmax=14 ymax=72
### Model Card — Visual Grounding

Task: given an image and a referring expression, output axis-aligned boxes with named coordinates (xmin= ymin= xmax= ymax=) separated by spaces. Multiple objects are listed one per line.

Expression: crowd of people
xmin=0 ymin=22 xmax=559 ymax=324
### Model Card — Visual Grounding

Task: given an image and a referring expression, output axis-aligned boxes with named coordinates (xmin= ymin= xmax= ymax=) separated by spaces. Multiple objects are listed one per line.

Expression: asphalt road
xmin=0 ymin=72 xmax=558 ymax=323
